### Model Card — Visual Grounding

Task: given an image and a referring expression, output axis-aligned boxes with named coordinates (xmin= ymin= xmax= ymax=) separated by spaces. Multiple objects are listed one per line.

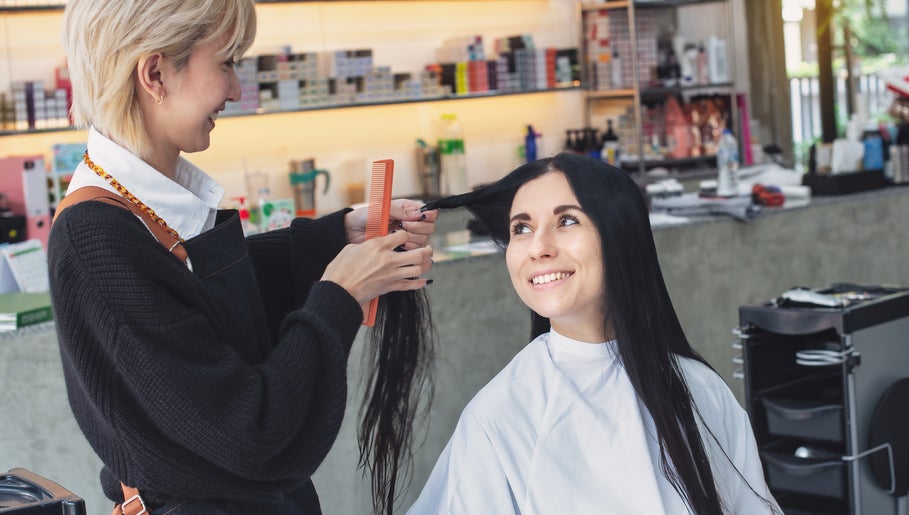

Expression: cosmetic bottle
xmin=438 ymin=113 xmax=468 ymax=195
xmin=601 ymin=119 xmax=620 ymax=165
xmin=610 ymin=50 xmax=623 ymax=89
xmin=716 ymin=129 xmax=739 ymax=197
xmin=524 ymin=125 xmax=540 ymax=162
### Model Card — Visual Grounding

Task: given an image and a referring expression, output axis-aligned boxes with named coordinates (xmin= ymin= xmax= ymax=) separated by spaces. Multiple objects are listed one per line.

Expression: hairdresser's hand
xmin=346 ymin=199 xmax=439 ymax=250
xmin=323 ymin=229 xmax=434 ymax=305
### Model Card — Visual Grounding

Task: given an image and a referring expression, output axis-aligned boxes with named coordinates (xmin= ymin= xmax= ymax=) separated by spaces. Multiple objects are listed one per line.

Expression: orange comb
xmin=362 ymin=159 xmax=394 ymax=326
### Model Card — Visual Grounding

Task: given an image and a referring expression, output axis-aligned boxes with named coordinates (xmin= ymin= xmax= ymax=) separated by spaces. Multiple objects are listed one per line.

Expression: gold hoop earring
xmin=155 ymin=94 xmax=165 ymax=105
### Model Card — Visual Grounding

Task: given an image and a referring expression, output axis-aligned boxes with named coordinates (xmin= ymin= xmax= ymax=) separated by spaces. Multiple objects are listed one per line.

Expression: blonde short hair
xmin=63 ymin=0 xmax=256 ymax=159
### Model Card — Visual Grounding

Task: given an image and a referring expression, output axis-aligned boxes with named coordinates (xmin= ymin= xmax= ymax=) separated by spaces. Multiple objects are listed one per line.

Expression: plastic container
xmin=716 ymin=128 xmax=739 ymax=196
xmin=438 ymin=113 xmax=468 ymax=195
xmin=861 ymin=132 xmax=884 ymax=171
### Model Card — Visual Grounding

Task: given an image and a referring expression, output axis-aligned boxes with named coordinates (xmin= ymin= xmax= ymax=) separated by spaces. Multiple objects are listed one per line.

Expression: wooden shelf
xmin=0 ymin=4 xmax=63 ymax=12
xmin=0 ymin=1 xmax=396 ymax=12
xmin=580 ymin=1 xmax=629 ymax=11
xmin=585 ymin=88 xmax=636 ymax=99
xmin=639 ymin=82 xmax=734 ymax=99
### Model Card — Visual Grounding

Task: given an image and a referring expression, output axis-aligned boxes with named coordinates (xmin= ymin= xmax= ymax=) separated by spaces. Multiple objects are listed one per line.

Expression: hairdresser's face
xmin=506 ymin=171 xmax=606 ymax=343
xmin=151 ymin=34 xmax=240 ymax=158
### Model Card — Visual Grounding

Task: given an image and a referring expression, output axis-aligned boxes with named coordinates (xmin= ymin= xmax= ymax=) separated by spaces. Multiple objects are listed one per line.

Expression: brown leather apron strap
xmin=113 ymin=483 xmax=147 ymax=515
xmin=56 ymin=186 xmax=188 ymax=264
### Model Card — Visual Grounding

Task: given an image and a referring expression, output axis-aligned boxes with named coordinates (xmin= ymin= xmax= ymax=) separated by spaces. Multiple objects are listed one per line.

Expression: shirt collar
xmin=67 ymin=127 xmax=224 ymax=240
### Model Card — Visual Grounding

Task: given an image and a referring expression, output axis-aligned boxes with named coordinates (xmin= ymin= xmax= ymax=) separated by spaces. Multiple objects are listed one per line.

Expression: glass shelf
xmin=619 ymin=154 xmax=717 ymax=173
xmin=0 ymin=85 xmax=581 ymax=137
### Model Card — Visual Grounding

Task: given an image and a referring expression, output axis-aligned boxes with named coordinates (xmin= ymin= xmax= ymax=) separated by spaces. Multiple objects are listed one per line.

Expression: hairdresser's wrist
xmin=344 ymin=206 xmax=368 ymax=244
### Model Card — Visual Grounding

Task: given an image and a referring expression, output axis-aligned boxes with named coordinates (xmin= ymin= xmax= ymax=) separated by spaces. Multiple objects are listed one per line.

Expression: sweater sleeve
xmin=48 ymin=202 xmax=362 ymax=501
xmin=244 ymin=209 xmax=353 ymax=343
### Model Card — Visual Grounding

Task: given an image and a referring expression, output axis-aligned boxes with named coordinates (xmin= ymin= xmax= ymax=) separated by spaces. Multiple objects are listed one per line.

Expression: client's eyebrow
xmin=509 ymin=212 xmax=531 ymax=224
xmin=554 ymin=204 xmax=582 ymax=214
xmin=509 ymin=204 xmax=583 ymax=224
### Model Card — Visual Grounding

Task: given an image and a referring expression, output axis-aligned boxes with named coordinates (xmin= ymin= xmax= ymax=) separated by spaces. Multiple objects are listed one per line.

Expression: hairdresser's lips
xmin=208 ymin=108 xmax=223 ymax=129
xmin=530 ymin=270 xmax=574 ymax=288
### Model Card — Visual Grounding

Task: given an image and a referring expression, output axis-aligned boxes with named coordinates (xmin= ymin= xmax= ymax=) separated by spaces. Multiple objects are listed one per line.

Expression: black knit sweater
xmin=47 ymin=201 xmax=363 ymax=506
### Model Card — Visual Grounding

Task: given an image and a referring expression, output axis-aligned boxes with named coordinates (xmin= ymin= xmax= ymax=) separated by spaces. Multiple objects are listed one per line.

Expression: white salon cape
xmin=408 ymin=330 xmax=779 ymax=515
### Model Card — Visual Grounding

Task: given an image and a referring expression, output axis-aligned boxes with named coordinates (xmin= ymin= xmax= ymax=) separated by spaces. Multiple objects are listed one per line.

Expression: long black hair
xmin=424 ymin=153 xmax=725 ymax=513
xmin=358 ymin=287 xmax=435 ymax=514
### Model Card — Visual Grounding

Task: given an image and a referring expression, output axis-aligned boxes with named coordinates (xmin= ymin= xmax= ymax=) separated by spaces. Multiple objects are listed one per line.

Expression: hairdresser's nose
xmin=227 ymin=68 xmax=241 ymax=102
xmin=528 ymin=227 xmax=556 ymax=261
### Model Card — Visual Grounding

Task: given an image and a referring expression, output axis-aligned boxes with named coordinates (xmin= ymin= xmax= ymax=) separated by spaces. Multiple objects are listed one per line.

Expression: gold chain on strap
xmin=82 ymin=151 xmax=185 ymax=243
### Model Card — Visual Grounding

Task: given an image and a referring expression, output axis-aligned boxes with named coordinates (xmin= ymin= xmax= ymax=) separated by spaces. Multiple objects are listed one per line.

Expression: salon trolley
xmin=735 ymin=284 xmax=909 ymax=515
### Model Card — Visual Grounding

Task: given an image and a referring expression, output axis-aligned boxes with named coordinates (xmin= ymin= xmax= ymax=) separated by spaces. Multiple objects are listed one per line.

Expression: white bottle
xmin=707 ymin=36 xmax=729 ymax=83
xmin=610 ymin=50 xmax=623 ymax=89
xmin=716 ymin=129 xmax=739 ymax=197
xmin=438 ymin=113 xmax=469 ymax=195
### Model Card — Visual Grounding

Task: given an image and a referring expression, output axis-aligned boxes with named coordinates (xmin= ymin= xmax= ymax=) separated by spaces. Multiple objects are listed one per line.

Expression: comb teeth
xmin=365 ymin=159 xmax=394 ymax=238
xmin=363 ymin=159 xmax=395 ymax=326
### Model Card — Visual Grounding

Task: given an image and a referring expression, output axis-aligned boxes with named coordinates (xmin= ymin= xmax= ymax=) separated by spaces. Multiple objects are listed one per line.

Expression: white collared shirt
xmin=66 ymin=127 xmax=224 ymax=241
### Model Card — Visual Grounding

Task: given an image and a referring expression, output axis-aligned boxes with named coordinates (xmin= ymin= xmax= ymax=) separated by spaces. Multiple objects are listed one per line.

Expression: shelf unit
xmin=0 ymin=0 xmax=587 ymax=215
xmin=577 ymin=0 xmax=736 ymax=177
xmin=0 ymin=2 xmax=582 ymax=138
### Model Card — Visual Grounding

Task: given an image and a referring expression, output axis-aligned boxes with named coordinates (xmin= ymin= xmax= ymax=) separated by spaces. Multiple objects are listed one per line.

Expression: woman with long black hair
xmin=408 ymin=153 xmax=780 ymax=514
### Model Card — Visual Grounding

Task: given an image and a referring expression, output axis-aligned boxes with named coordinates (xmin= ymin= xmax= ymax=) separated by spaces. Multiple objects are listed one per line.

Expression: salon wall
xmin=0 ymin=1 xmax=584 ymax=211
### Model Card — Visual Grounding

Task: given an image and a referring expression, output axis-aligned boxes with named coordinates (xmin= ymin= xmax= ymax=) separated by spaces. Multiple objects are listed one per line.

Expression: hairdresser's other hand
xmin=323 ymin=229 xmax=434 ymax=305
xmin=346 ymin=199 xmax=439 ymax=250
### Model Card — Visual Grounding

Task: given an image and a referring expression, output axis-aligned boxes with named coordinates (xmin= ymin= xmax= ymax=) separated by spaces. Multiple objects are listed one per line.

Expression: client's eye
xmin=511 ymin=222 xmax=531 ymax=235
xmin=560 ymin=214 xmax=580 ymax=227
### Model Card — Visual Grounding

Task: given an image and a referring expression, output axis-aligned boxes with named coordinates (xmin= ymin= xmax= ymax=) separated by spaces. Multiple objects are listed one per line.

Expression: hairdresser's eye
xmin=223 ymin=58 xmax=237 ymax=68
xmin=511 ymin=221 xmax=531 ymax=236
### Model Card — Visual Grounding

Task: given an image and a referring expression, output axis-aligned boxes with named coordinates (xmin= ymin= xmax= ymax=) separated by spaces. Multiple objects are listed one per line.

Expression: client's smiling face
xmin=505 ymin=171 xmax=607 ymax=343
